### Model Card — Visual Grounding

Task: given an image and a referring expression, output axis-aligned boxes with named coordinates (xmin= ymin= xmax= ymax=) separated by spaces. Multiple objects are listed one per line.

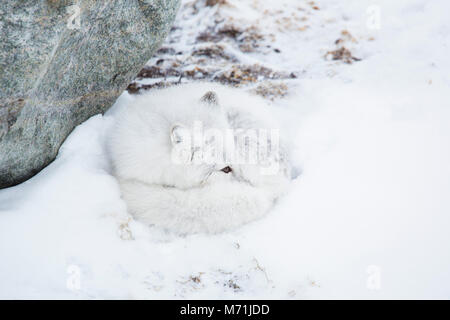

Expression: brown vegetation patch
xmin=326 ymin=47 xmax=361 ymax=64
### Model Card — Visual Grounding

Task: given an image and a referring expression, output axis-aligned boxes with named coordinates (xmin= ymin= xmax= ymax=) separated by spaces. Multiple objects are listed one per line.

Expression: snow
xmin=1 ymin=0 xmax=450 ymax=299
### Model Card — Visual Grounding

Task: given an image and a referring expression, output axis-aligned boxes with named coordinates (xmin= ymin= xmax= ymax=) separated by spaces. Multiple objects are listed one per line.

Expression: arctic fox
xmin=108 ymin=83 xmax=291 ymax=235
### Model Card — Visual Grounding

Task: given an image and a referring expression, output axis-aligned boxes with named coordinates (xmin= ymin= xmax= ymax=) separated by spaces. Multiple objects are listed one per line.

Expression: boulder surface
xmin=0 ymin=0 xmax=180 ymax=188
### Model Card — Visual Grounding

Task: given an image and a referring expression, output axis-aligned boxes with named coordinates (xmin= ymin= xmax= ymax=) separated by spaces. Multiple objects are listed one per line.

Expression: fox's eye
xmin=221 ymin=166 xmax=232 ymax=174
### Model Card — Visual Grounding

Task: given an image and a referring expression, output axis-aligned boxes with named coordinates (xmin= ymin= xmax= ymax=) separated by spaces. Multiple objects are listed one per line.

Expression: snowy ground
xmin=1 ymin=0 xmax=450 ymax=299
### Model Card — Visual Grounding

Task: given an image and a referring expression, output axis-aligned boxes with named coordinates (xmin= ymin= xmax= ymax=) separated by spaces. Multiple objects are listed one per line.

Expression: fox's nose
xmin=220 ymin=166 xmax=232 ymax=174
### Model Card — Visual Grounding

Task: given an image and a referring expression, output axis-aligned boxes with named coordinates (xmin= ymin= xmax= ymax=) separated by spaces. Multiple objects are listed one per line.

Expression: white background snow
xmin=1 ymin=0 xmax=450 ymax=299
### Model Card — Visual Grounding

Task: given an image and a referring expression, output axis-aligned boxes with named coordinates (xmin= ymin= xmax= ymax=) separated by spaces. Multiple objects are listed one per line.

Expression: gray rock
xmin=0 ymin=0 xmax=180 ymax=188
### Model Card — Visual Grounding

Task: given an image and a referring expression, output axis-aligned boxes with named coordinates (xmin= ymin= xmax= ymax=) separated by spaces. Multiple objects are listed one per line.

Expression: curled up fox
xmin=108 ymin=83 xmax=291 ymax=235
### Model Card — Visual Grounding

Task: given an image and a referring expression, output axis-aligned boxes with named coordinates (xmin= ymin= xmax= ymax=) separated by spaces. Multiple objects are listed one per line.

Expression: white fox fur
xmin=108 ymin=83 xmax=291 ymax=235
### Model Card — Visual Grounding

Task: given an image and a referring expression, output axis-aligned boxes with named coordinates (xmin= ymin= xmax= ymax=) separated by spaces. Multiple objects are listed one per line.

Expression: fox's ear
xmin=200 ymin=91 xmax=219 ymax=106
xmin=170 ymin=124 xmax=189 ymax=145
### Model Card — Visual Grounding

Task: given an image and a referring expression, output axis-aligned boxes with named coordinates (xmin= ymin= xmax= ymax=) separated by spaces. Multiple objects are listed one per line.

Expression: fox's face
xmin=166 ymin=91 xmax=285 ymax=189
xmin=166 ymin=91 xmax=236 ymax=189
